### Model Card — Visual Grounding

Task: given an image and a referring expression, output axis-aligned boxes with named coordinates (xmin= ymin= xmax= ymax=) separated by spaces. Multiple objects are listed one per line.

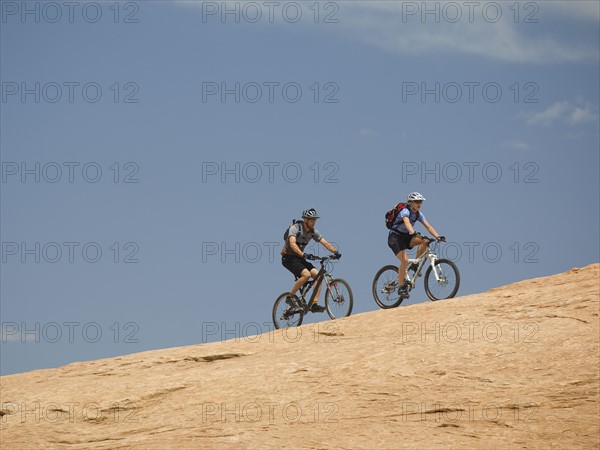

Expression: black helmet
xmin=302 ymin=208 xmax=320 ymax=219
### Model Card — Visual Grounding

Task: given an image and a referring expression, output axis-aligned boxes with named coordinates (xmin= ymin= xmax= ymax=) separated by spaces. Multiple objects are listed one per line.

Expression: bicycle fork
xmin=323 ymin=275 xmax=341 ymax=301
xmin=427 ymin=253 xmax=445 ymax=283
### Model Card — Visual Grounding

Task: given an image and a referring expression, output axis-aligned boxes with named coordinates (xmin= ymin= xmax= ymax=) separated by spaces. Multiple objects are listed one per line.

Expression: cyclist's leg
xmin=282 ymin=256 xmax=311 ymax=296
xmin=410 ymin=235 xmax=428 ymax=259
xmin=417 ymin=241 xmax=428 ymax=259
xmin=308 ymin=267 xmax=327 ymax=312
xmin=309 ymin=267 xmax=322 ymax=305
xmin=291 ymin=269 xmax=311 ymax=296
xmin=396 ymin=249 xmax=408 ymax=286
xmin=389 ymin=232 xmax=411 ymax=286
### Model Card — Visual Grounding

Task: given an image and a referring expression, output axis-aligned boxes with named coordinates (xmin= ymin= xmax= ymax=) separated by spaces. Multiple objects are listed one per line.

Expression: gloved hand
xmin=332 ymin=251 xmax=342 ymax=260
xmin=303 ymin=253 xmax=317 ymax=260
xmin=437 ymin=236 xmax=446 ymax=242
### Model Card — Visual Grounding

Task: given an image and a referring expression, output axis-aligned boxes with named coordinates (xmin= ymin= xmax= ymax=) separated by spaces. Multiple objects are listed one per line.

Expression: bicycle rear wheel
xmin=325 ymin=278 xmax=353 ymax=319
xmin=424 ymin=259 xmax=460 ymax=301
xmin=372 ymin=265 xmax=403 ymax=308
xmin=272 ymin=292 xmax=304 ymax=329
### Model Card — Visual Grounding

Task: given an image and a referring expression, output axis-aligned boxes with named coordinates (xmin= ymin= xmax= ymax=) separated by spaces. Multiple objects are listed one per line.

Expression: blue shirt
xmin=390 ymin=208 xmax=426 ymax=234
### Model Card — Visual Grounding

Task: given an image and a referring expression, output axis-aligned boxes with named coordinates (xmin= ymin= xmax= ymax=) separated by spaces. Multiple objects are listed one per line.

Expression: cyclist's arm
xmin=318 ymin=238 xmax=337 ymax=253
xmin=422 ymin=220 xmax=441 ymax=239
xmin=288 ymin=236 xmax=305 ymax=257
xmin=402 ymin=216 xmax=417 ymax=235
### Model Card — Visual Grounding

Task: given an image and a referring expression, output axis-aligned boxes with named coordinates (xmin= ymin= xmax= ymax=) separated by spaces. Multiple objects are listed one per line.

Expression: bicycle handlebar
xmin=419 ymin=235 xmax=446 ymax=244
xmin=303 ymin=253 xmax=341 ymax=262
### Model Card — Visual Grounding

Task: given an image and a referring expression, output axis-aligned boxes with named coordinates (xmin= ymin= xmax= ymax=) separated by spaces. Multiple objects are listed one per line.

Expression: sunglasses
xmin=412 ymin=200 xmax=423 ymax=204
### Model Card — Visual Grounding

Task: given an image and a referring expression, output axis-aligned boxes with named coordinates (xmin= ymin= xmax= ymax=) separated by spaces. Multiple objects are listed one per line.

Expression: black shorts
xmin=388 ymin=232 xmax=414 ymax=255
xmin=282 ymin=255 xmax=315 ymax=279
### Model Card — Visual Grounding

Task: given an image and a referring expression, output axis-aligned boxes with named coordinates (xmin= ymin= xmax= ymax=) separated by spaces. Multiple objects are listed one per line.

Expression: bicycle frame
xmin=274 ymin=253 xmax=352 ymax=329
xmin=298 ymin=259 xmax=336 ymax=305
xmin=372 ymin=236 xmax=458 ymax=308
xmin=405 ymin=241 xmax=442 ymax=288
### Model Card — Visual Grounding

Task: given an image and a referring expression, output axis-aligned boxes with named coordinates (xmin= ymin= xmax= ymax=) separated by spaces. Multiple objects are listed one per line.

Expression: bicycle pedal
xmin=283 ymin=307 xmax=301 ymax=319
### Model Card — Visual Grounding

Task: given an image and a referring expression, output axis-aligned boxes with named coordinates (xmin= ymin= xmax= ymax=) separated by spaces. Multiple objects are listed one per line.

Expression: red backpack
xmin=385 ymin=202 xmax=420 ymax=229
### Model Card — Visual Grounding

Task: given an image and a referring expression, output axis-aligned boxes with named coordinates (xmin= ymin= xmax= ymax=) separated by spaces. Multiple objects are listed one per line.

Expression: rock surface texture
xmin=1 ymin=264 xmax=599 ymax=449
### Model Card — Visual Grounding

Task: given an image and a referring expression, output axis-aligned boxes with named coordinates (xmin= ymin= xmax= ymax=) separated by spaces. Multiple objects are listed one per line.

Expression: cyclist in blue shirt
xmin=388 ymin=192 xmax=445 ymax=297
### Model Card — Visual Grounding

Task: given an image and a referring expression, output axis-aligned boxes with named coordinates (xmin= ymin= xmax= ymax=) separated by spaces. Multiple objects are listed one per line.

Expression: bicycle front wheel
xmin=424 ymin=259 xmax=460 ymax=301
xmin=272 ymin=292 xmax=304 ymax=329
xmin=372 ymin=265 xmax=403 ymax=308
xmin=325 ymin=278 xmax=353 ymax=319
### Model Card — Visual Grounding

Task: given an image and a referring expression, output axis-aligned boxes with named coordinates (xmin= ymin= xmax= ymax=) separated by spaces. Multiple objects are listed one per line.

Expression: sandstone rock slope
xmin=1 ymin=264 xmax=599 ymax=449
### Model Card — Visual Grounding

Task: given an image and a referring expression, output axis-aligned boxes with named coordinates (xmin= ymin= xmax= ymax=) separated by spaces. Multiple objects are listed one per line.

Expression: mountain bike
xmin=273 ymin=254 xmax=353 ymax=329
xmin=372 ymin=236 xmax=460 ymax=308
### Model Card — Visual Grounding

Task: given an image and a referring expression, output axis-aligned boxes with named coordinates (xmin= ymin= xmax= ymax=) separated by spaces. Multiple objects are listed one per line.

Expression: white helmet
xmin=407 ymin=192 xmax=426 ymax=201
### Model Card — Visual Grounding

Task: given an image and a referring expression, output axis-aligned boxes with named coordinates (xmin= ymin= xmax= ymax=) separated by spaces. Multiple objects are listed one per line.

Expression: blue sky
xmin=1 ymin=1 xmax=599 ymax=375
